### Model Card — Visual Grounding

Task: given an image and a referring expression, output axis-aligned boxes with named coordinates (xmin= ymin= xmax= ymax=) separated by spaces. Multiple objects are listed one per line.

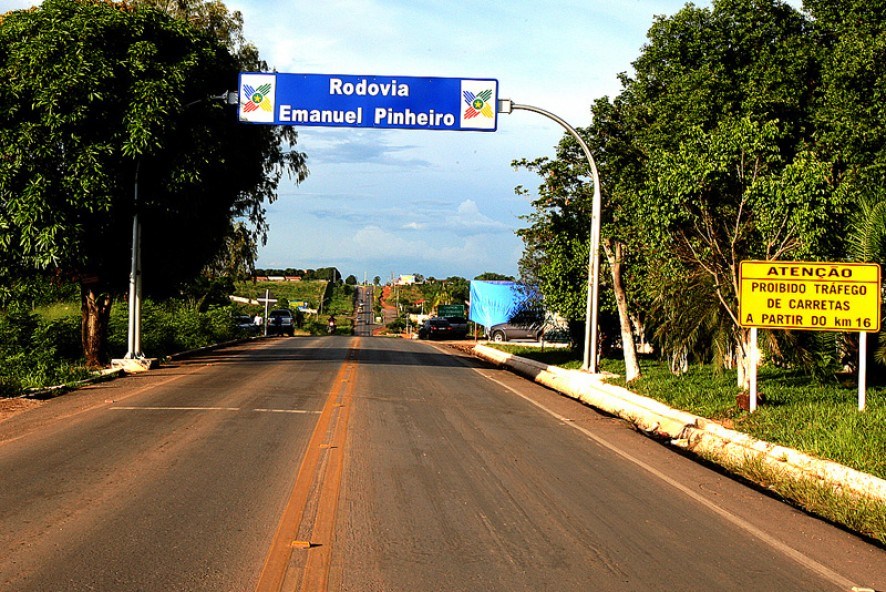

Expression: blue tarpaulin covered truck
xmin=468 ymin=281 xmax=542 ymax=340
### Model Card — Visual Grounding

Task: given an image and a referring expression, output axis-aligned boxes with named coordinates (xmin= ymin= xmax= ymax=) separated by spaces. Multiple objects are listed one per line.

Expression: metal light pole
xmin=498 ymin=99 xmax=603 ymax=373
xmin=123 ymin=160 xmax=144 ymax=360
xmin=120 ymin=90 xmax=238 ymax=364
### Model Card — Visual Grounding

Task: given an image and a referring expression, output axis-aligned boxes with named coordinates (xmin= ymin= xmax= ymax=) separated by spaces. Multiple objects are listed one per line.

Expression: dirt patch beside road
xmin=0 ymin=397 xmax=44 ymax=423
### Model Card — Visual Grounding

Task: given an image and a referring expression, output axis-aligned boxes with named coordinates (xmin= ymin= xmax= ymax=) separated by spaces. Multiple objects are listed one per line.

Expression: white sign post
xmin=749 ymin=327 xmax=758 ymax=413
xmin=859 ymin=331 xmax=867 ymax=411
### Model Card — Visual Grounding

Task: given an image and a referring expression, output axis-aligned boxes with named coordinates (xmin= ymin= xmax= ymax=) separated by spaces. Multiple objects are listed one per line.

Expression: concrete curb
xmin=473 ymin=344 xmax=886 ymax=504
xmin=21 ymin=367 xmax=126 ymax=400
xmin=15 ymin=338 xmax=258 ymax=400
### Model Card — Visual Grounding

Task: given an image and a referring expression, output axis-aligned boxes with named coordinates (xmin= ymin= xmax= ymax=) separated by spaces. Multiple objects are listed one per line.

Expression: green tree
xmin=515 ymin=0 xmax=853 ymax=387
xmin=417 ymin=276 xmax=469 ymax=311
xmin=807 ymin=0 xmax=886 ymax=212
xmin=814 ymin=0 xmax=886 ymax=372
xmin=474 ymin=272 xmax=514 ymax=281
xmin=0 ymin=0 xmax=307 ymax=366
xmin=515 ymin=125 xmax=645 ymax=379
xmin=313 ymin=267 xmax=342 ymax=283
xmin=181 ymin=221 xmax=255 ymax=311
xmin=622 ymin=0 xmax=845 ymax=388
xmin=515 ymin=152 xmax=594 ymax=327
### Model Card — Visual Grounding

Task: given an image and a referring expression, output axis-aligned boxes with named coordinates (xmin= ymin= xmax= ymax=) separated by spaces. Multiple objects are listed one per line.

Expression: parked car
xmin=234 ymin=314 xmax=259 ymax=335
xmin=418 ymin=318 xmax=455 ymax=340
xmin=541 ymin=326 xmax=572 ymax=344
xmin=442 ymin=316 xmax=468 ymax=339
xmin=486 ymin=321 xmax=543 ymax=342
xmin=267 ymin=308 xmax=295 ymax=336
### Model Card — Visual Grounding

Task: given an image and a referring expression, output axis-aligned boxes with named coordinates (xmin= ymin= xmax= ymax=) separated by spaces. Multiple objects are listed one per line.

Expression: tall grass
xmin=105 ymin=300 xmax=242 ymax=358
xmin=0 ymin=311 xmax=92 ymax=395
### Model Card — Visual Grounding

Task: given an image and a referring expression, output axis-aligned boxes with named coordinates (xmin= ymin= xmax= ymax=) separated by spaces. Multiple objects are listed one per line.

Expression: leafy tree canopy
xmin=473 ymin=272 xmax=515 ymax=281
xmin=515 ymin=0 xmax=858 ymax=379
xmin=0 ymin=0 xmax=307 ymax=364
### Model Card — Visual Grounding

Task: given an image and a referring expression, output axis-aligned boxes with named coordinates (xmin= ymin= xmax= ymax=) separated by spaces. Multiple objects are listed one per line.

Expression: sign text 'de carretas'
xmin=238 ymin=72 xmax=498 ymax=132
xmin=739 ymin=261 xmax=882 ymax=332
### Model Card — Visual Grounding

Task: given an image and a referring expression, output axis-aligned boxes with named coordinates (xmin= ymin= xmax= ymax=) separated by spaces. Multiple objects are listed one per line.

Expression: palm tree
xmin=846 ymin=197 xmax=886 ymax=365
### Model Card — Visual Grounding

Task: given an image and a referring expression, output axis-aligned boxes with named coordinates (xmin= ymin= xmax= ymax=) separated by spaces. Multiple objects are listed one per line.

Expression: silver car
xmin=487 ymin=321 xmax=543 ymax=342
xmin=267 ymin=309 xmax=295 ymax=337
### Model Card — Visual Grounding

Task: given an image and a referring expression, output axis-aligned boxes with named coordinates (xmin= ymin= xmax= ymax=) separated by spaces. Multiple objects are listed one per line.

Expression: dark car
xmin=234 ymin=314 xmax=259 ymax=335
xmin=418 ymin=318 xmax=455 ymax=340
xmin=487 ymin=321 xmax=543 ymax=342
xmin=541 ymin=326 xmax=572 ymax=344
xmin=443 ymin=316 xmax=468 ymax=339
xmin=267 ymin=308 xmax=295 ymax=336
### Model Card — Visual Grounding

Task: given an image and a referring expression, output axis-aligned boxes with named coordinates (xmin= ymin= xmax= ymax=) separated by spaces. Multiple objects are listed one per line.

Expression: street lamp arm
xmin=183 ymin=91 xmax=239 ymax=109
xmin=500 ymin=99 xmax=603 ymax=373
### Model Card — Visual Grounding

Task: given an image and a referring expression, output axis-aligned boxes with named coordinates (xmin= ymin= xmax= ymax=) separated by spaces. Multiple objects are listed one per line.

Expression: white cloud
xmin=297 ymin=130 xmax=432 ymax=167
xmin=446 ymin=199 xmax=510 ymax=234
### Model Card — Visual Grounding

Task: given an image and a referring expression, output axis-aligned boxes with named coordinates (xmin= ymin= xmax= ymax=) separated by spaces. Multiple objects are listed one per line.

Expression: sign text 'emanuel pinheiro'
xmin=238 ymin=73 xmax=498 ymax=132
xmin=739 ymin=261 xmax=882 ymax=332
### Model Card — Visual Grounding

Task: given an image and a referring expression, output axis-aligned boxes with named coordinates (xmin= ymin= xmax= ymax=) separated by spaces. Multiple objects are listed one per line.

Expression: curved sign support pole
xmin=499 ymin=99 xmax=603 ymax=373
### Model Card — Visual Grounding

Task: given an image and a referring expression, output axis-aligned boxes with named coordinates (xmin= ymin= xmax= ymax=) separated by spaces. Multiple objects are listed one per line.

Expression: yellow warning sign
xmin=739 ymin=261 xmax=881 ymax=332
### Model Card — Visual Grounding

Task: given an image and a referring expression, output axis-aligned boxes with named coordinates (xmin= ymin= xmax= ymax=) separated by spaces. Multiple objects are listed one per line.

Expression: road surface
xmin=353 ymin=286 xmax=374 ymax=337
xmin=0 ymin=336 xmax=882 ymax=591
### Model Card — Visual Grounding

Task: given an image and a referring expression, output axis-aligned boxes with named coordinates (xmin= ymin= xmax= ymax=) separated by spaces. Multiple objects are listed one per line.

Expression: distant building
xmin=253 ymin=275 xmax=302 ymax=282
xmin=396 ymin=274 xmax=417 ymax=285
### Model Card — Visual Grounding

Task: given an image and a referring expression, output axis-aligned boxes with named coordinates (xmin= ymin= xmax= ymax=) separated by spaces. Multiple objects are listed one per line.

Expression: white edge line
xmin=110 ymin=406 xmax=320 ymax=414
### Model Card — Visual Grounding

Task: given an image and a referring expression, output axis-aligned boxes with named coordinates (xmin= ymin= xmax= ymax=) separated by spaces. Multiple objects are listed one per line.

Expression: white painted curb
xmin=473 ymin=344 xmax=886 ymax=504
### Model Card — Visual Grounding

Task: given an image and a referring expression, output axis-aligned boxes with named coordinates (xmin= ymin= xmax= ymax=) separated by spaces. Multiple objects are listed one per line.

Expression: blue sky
xmin=7 ymin=0 xmax=802 ymax=282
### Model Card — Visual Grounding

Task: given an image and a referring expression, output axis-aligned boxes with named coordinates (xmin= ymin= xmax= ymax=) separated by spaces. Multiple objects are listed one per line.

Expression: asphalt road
xmin=353 ymin=286 xmax=374 ymax=337
xmin=0 ymin=336 xmax=882 ymax=592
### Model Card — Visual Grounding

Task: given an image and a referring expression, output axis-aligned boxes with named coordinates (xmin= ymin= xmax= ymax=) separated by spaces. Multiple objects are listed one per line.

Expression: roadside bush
xmin=326 ymin=283 xmax=354 ymax=315
xmin=108 ymin=300 xmax=240 ymax=358
xmin=0 ymin=310 xmax=38 ymax=355
xmin=300 ymin=316 xmax=347 ymax=336
xmin=32 ymin=315 xmax=83 ymax=360
xmin=0 ymin=311 xmax=91 ymax=393
xmin=0 ymin=376 xmax=20 ymax=397
xmin=301 ymin=318 xmax=323 ymax=335
xmin=1 ymin=298 xmax=253 ymax=396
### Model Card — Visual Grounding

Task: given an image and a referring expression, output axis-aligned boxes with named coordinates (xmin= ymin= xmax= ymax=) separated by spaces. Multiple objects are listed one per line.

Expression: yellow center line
xmin=255 ymin=340 xmax=359 ymax=592
xmin=298 ymin=347 xmax=358 ymax=591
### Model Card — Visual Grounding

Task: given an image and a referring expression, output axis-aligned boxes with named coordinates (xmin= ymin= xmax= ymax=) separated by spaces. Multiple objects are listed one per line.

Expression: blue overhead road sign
xmin=238 ymin=72 xmax=498 ymax=132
